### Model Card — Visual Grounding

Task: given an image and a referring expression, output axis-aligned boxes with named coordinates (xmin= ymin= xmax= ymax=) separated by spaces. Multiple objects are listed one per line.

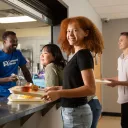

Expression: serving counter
xmin=0 ymin=97 xmax=62 ymax=128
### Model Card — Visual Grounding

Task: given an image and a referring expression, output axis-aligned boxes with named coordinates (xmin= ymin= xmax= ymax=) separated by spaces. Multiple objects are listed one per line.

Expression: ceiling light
xmin=0 ymin=16 xmax=36 ymax=23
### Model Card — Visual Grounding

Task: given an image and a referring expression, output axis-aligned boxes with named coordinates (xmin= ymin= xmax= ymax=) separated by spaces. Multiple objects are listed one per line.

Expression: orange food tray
xmin=9 ymin=86 xmax=46 ymax=97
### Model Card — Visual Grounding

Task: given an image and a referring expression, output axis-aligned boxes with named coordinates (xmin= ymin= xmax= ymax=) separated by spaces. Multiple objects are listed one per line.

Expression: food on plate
xmin=21 ymin=86 xmax=31 ymax=92
xmin=30 ymin=84 xmax=39 ymax=91
xmin=18 ymin=95 xmax=35 ymax=99
xmin=8 ymin=94 xmax=45 ymax=102
xmin=22 ymin=83 xmax=39 ymax=92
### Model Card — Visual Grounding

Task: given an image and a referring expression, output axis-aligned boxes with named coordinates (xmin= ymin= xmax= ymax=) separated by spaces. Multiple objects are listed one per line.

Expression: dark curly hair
xmin=58 ymin=16 xmax=104 ymax=56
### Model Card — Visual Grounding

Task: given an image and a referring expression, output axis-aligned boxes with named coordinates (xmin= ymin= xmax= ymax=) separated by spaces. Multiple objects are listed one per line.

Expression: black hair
xmin=120 ymin=32 xmax=128 ymax=37
xmin=2 ymin=31 xmax=16 ymax=40
xmin=42 ymin=44 xmax=66 ymax=68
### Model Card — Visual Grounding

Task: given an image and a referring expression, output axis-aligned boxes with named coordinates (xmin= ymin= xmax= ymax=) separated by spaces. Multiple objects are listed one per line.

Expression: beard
xmin=8 ymin=46 xmax=17 ymax=52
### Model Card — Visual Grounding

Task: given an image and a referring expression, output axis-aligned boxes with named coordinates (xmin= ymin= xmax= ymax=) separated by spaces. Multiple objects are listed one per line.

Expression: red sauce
xmin=21 ymin=86 xmax=31 ymax=92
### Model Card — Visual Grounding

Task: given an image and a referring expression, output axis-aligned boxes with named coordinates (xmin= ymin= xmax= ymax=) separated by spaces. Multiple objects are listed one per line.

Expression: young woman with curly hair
xmin=43 ymin=16 xmax=104 ymax=128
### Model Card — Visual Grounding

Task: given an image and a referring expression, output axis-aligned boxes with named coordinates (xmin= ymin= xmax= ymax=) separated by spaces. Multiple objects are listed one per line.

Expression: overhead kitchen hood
xmin=3 ymin=0 xmax=68 ymax=25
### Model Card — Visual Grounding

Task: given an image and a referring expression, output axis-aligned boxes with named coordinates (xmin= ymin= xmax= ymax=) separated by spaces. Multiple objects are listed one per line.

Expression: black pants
xmin=121 ymin=102 xmax=128 ymax=128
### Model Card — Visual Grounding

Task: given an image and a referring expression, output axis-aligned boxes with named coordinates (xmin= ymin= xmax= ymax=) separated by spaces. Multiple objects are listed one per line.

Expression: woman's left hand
xmin=42 ymin=90 xmax=60 ymax=102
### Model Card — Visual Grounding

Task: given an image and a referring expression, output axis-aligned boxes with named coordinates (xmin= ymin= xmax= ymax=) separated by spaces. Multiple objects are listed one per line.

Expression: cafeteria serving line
xmin=0 ymin=0 xmax=122 ymax=128
xmin=0 ymin=0 xmax=67 ymax=128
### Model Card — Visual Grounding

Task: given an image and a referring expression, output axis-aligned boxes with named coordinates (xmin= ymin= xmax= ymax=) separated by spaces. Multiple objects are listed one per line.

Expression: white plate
xmin=95 ymin=79 xmax=111 ymax=84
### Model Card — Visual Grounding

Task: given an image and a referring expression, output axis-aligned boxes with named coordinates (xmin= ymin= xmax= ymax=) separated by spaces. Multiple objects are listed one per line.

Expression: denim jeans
xmin=88 ymin=99 xmax=102 ymax=128
xmin=61 ymin=104 xmax=92 ymax=128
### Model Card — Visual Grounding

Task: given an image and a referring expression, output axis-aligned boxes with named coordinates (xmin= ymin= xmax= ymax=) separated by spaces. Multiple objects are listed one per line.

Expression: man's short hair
xmin=120 ymin=32 xmax=128 ymax=37
xmin=2 ymin=31 xmax=16 ymax=40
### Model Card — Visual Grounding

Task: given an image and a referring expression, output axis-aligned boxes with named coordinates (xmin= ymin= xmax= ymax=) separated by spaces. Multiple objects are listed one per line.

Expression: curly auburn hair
xmin=58 ymin=16 xmax=104 ymax=56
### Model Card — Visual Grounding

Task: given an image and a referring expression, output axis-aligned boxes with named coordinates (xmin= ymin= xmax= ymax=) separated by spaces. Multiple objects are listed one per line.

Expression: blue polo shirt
xmin=0 ymin=50 xmax=27 ymax=97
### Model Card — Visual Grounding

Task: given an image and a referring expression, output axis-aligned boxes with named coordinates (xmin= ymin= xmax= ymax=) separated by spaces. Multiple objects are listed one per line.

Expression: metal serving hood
xmin=3 ymin=0 xmax=68 ymax=25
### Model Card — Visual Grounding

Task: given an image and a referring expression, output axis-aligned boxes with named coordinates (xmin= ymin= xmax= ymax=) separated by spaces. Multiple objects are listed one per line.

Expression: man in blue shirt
xmin=0 ymin=31 xmax=33 ymax=97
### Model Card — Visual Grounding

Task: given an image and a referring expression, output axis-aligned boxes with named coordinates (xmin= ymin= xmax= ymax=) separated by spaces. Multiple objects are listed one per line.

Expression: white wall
xmin=62 ymin=0 xmax=102 ymax=32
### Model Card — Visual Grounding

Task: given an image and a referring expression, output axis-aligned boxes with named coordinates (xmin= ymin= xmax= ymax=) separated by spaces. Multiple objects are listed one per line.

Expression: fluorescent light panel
xmin=0 ymin=16 xmax=36 ymax=23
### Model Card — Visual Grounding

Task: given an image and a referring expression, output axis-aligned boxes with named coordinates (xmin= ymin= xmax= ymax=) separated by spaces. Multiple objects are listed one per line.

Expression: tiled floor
xmin=97 ymin=116 xmax=121 ymax=128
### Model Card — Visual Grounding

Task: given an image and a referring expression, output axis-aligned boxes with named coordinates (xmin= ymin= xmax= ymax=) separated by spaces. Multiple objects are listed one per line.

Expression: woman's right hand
xmin=42 ymin=90 xmax=60 ymax=102
xmin=44 ymin=86 xmax=62 ymax=92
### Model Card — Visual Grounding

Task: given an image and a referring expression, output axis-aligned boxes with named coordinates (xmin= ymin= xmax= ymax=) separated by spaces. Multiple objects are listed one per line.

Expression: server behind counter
xmin=0 ymin=31 xmax=32 ymax=97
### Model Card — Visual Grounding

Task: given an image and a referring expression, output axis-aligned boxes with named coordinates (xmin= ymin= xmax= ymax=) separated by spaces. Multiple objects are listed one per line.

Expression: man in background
xmin=106 ymin=32 xmax=128 ymax=128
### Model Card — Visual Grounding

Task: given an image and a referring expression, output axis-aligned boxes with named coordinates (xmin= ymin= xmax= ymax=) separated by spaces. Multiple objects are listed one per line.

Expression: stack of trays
xmin=8 ymin=86 xmax=46 ymax=102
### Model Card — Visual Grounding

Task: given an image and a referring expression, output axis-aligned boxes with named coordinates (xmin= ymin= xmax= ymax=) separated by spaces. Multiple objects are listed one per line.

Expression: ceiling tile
xmin=89 ymin=0 xmax=128 ymax=19
xmin=100 ymin=12 xmax=128 ymax=19
xmin=95 ymin=5 xmax=128 ymax=14
xmin=89 ymin=0 xmax=128 ymax=7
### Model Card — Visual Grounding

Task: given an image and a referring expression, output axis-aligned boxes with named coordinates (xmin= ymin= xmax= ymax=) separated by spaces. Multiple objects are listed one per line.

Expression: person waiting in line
xmin=88 ymin=95 xmax=102 ymax=128
xmin=68 ymin=53 xmax=102 ymax=128
xmin=0 ymin=31 xmax=33 ymax=97
xmin=42 ymin=16 xmax=104 ymax=128
xmin=105 ymin=32 xmax=128 ymax=128
xmin=40 ymin=44 xmax=66 ymax=87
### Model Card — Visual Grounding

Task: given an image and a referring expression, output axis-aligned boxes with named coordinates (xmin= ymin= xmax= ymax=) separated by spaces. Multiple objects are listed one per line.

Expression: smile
xmin=69 ymin=38 xmax=75 ymax=40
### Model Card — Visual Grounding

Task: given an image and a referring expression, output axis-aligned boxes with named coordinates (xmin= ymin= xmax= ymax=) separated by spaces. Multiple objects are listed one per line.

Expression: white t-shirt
xmin=117 ymin=54 xmax=128 ymax=104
